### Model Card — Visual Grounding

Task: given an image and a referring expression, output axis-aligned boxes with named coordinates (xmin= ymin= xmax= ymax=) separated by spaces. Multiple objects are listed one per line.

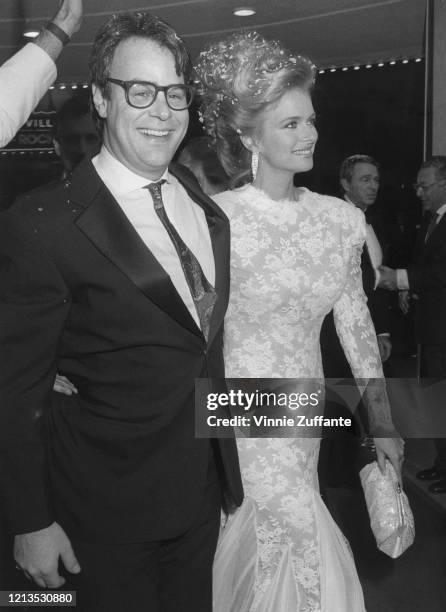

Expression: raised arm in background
xmin=0 ymin=0 xmax=83 ymax=148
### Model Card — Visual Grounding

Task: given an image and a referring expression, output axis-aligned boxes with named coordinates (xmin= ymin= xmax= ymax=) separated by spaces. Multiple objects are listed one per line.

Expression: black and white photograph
xmin=0 ymin=1 xmax=445 ymax=610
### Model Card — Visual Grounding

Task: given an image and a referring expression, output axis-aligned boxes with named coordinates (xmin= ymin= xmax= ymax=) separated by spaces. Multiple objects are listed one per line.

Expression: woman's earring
xmin=251 ymin=151 xmax=259 ymax=180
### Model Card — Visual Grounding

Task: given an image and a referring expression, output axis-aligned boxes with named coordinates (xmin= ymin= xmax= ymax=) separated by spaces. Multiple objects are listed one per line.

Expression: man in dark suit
xmin=321 ymin=155 xmax=392 ymax=377
xmin=380 ymin=156 xmax=446 ymax=494
xmin=0 ymin=11 xmax=242 ymax=612
xmin=319 ymin=155 xmax=392 ymax=489
xmin=340 ymin=154 xmax=392 ymax=361
xmin=53 ymin=94 xmax=101 ymax=177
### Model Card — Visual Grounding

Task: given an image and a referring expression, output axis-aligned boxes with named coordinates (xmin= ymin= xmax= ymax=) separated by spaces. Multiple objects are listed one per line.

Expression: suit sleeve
xmin=366 ymin=288 xmax=390 ymax=335
xmin=0 ymin=207 xmax=70 ymax=534
xmin=360 ymin=234 xmax=390 ymax=336
xmin=360 ymin=249 xmax=375 ymax=295
xmin=407 ymin=241 xmax=446 ymax=293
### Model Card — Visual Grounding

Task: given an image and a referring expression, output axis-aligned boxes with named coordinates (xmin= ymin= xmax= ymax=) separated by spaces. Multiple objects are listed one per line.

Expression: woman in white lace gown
xmin=195 ymin=33 xmax=404 ymax=612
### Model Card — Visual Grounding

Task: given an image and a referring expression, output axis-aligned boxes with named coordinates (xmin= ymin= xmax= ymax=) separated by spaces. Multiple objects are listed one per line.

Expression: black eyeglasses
xmin=106 ymin=78 xmax=194 ymax=111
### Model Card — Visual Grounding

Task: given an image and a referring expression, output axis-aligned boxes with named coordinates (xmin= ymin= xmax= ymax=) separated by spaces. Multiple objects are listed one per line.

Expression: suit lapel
xmin=70 ymin=159 xmax=200 ymax=338
xmin=413 ymin=215 xmax=431 ymax=262
xmin=169 ymin=163 xmax=230 ymax=345
xmin=423 ymin=212 xmax=446 ymax=252
xmin=414 ymin=213 xmax=446 ymax=261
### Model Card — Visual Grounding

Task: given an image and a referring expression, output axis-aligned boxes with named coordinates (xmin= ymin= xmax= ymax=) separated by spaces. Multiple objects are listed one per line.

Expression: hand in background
xmin=378 ymin=265 xmax=398 ymax=291
xmin=53 ymin=374 xmax=78 ymax=395
xmin=52 ymin=0 xmax=83 ymax=37
xmin=398 ymin=290 xmax=410 ymax=314
xmin=14 ymin=522 xmax=81 ymax=589
xmin=377 ymin=335 xmax=392 ymax=363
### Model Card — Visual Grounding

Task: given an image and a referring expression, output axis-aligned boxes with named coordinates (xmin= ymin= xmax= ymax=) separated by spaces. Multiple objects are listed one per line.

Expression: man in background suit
xmin=53 ymin=94 xmax=101 ymax=177
xmin=340 ymin=154 xmax=392 ymax=361
xmin=0 ymin=11 xmax=242 ymax=611
xmin=380 ymin=156 xmax=446 ymax=494
xmin=321 ymin=154 xmax=392 ymax=376
xmin=319 ymin=155 xmax=392 ymax=489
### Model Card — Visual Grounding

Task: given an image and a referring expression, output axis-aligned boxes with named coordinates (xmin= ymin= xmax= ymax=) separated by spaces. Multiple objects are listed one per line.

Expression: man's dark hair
xmin=420 ymin=156 xmax=446 ymax=181
xmin=339 ymin=154 xmax=380 ymax=185
xmin=89 ymin=11 xmax=193 ymax=95
xmin=89 ymin=12 xmax=193 ymax=134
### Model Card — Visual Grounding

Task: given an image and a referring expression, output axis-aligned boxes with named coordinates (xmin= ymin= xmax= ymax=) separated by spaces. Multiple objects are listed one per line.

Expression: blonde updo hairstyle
xmin=195 ymin=32 xmax=316 ymax=187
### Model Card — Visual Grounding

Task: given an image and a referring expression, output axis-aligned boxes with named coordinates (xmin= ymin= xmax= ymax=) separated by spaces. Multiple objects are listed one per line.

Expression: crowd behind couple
xmin=1 ymin=1 xmax=445 ymax=611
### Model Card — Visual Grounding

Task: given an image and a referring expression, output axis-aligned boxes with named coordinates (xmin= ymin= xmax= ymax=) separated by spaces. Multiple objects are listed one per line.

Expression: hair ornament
xmin=193 ymin=31 xmax=316 ymax=182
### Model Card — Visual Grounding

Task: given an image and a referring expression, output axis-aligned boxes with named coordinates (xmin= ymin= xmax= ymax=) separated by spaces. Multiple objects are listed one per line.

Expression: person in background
xmin=340 ymin=154 xmax=392 ymax=363
xmin=53 ymin=94 xmax=101 ymax=177
xmin=319 ymin=155 xmax=393 ymax=491
xmin=177 ymin=136 xmax=228 ymax=196
xmin=380 ymin=155 xmax=446 ymax=494
xmin=0 ymin=0 xmax=83 ymax=149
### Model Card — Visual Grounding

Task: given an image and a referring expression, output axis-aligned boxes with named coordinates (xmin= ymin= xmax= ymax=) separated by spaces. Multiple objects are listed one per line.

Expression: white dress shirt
xmin=397 ymin=202 xmax=446 ymax=290
xmin=345 ymin=196 xmax=383 ymax=289
xmin=0 ymin=44 xmax=56 ymax=148
xmin=92 ymin=146 xmax=215 ymax=329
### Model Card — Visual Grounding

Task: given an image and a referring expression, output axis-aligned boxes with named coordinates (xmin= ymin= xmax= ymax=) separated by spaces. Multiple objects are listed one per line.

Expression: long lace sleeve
xmin=332 ymin=207 xmax=394 ymax=433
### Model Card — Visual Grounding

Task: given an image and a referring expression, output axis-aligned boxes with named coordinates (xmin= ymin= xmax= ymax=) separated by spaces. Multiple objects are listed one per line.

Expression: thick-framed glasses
xmin=106 ymin=78 xmax=195 ymax=110
xmin=412 ymin=179 xmax=445 ymax=192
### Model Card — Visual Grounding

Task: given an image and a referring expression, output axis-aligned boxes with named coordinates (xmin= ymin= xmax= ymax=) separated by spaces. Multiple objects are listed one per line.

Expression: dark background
xmin=0 ymin=59 xmax=425 ymax=222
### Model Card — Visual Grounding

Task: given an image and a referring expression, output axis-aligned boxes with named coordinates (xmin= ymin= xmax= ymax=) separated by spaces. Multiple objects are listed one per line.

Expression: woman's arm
xmin=332 ymin=209 xmax=404 ymax=481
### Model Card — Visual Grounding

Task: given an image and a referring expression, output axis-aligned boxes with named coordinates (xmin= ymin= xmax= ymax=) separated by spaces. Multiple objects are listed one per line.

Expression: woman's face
xmin=253 ymin=88 xmax=317 ymax=176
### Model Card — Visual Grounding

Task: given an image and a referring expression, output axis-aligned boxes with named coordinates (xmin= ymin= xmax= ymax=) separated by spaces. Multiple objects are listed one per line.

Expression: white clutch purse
xmin=359 ymin=458 xmax=415 ymax=558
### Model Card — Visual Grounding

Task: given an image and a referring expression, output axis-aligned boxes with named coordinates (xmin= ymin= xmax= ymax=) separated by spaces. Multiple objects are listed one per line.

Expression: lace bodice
xmin=213 ymin=185 xmax=374 ymax=611
xmin=214 ymin=184 xmax=384 ymax=380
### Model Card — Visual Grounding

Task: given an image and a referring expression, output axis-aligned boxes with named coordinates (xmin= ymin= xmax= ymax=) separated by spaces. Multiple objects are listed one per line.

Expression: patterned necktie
xmin=425 ymin=212 xmax=439 ymax=243
xmin=146 ymin=180 xmax=217 ymax=340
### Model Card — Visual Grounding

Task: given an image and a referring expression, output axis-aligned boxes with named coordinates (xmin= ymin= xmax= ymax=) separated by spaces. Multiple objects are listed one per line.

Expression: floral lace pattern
xmin=214 ymin=185 xmax=382 ymax=610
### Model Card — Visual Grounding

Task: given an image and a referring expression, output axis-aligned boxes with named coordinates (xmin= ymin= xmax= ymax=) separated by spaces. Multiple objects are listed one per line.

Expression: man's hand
xmin=34 ymin=0 xmax=83 ymax=59
xmin=377 ymin=335 xmax=392 ymax=363
xmin=378 ymin=265 xmax=398 ymax=291
xmin=14 ymin=522 xmax=80 ymax=589
xmin=398 ymin=290 xmax=410 ymax=314
xmin=374 ymin=436 xmax=405 ymax=484
xmin=52 ymin=0 xmax=83 ymax=37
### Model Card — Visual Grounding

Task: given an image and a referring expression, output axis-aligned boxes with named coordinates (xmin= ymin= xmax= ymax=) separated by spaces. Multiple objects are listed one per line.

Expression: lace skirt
xmin=213 ymin=441 xmax=366 ymax=612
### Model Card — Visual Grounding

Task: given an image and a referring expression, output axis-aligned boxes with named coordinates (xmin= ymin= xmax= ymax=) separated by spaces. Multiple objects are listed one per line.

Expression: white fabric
xmin=434 ymin=202 xmax=446 ymax=221
xmin=344 ymin=196 xmax=382 ymax=289
xmin=213 ymin=498 xmax=258 ymax=612
xmin=365 ymin=223 xmax=382 ymax=289
xmin=0 ymin=43 xmax=56 ymax=148
xmin=93 ymin=146 xmax=215 ymax=327
xmin=316 ymin=495 xmax=365 ymax=612
xmin=212 ymin=184 xmax=381 ymax=611
xmin=396 ymin=269 xmax=409 ymax=291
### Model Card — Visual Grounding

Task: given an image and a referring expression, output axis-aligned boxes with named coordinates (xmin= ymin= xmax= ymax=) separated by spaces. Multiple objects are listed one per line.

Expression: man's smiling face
xmin=93 ymin=36 xmax=189 ymax=180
